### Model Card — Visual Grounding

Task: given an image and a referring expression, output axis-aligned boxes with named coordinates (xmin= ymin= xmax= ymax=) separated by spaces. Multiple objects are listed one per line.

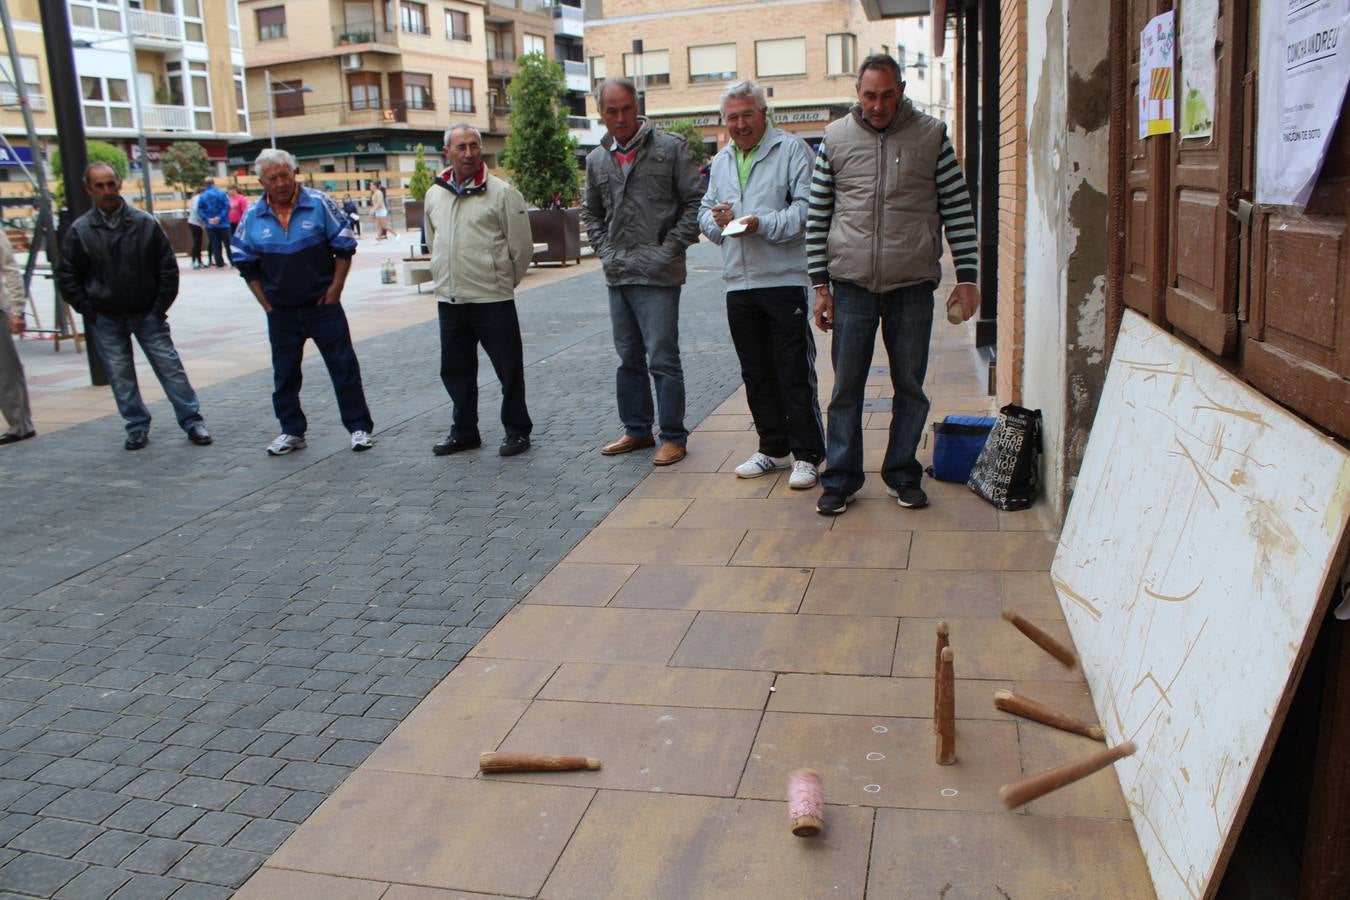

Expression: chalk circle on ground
xmin=940 ymin=788 xmax=959 ymax=797
xmin=871 ymin=725 xmax=888 ymax=734
xmin=863 ymin=784 xmax=882 ymax=793
xmin=866 ymin=752 xmax=885 ymax=761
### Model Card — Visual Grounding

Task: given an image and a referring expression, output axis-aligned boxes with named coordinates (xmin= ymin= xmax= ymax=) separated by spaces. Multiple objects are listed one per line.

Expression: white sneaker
xmin=267 ymin=434 xmax=307 ymax=456
xmin=351 ymin=430 xmax=374 ymax=452
xmin=788 ymin=460 xmax=819 ymax=489
xmin=734 ymin=452 xmax=790 ymax=479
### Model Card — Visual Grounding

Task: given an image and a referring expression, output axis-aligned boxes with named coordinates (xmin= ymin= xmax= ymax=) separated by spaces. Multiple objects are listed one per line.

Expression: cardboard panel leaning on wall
xmin=1051 ymin=310 xmax=1350 ymax=900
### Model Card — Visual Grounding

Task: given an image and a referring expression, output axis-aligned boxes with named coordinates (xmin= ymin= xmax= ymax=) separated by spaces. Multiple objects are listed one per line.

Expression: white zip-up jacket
xmin=698 ymin=125 xmax=812 ymax=291
xmin=425 ymin=170 xmax=533 ymax=304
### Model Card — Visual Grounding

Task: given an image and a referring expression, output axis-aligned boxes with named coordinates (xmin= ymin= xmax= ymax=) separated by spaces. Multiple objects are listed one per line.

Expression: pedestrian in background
xmin=226 ymin=185 xmax=249 ymax=265
xmin=0 ymin=229 xmax=34 ymax=445
xmin=198 ymin=176 xmax=231 ymax=268
xmin=342 ymin=193 xmax=361 ymax=237
xmin=370 ymin=181 xmax=395 ymax=240
xmin=186 ymin=186 xmax=205 ymax=269
xmin=234 ymin=149 xmax=374 ymax=456
xmin=55 ymin=163 xmax=212 ymax=451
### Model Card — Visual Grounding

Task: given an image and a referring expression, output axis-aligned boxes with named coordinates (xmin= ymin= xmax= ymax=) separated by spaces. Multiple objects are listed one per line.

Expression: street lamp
xmin=264 ymin=68 xmax=313 ymax=150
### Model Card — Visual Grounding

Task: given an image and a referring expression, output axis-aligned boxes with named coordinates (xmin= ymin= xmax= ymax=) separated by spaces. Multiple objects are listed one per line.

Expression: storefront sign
xmin=131 ymin=140 xmax=228 ymax=163
xmin=1257 ymin=0 xmax=1350 ymax=205
xmin=0 ymin=145 xmax=34 ymax=167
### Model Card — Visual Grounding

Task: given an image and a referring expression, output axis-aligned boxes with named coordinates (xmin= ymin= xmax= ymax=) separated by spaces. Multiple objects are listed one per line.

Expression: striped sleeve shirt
xmin=805 ymin=134 xmax=979 ymax=286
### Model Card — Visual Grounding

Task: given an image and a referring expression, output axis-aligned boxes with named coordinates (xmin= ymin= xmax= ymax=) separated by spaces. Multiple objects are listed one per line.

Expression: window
xmin=0 ymin=56 xmax=41 ymax=99
xmin=915 ymin=52 xmax=926 ymax=80
xmin=755 ymin=37 xmax=806 ymax=78
xmin=487 ymin=30 xmax=512 ymax=60
xmin=445 ymin=8 xmax=469 ymax=40
xmin=403 ymin=72 xmax=432 ymax=109
xmin=523 ymin=32 xmax=546 ymax=56
xmin=272 ymin=79 xmax=306 ymax=117
xmin=399 ymin=1 xmax=428 ymax=34
xmin=69 ymin=0 xmax=121 ymax=31
xmin=227 ymin=0 xmax=240 ymax=48
xmin=623 ymin=49 xmax=669 ymax=87
xmin=181 ymin=0 xmax=204 ymax=41
xmin=189 ymin=60 xmax=212 ymax=130
xmin=897 ymin=45 xmax=906 ymax=71
xmin=80 ymin=75 xmax=132 ymax=128
xmin=826 ymin=33 xmax=856 ymax=76
xmin=256 ymin=6 xmax=286 ymax=40
xmin=349 ymin=71 xmax=381 ymax=109
xmin=688 ymin=43 xmax=735 ymax=83
xmin=588 ymin=54 xmax=605 ymax=88
xmin=447 ymin=76 xmax=473 ymax=112
xmin=233 ymin=66 xmax=248 ymax=132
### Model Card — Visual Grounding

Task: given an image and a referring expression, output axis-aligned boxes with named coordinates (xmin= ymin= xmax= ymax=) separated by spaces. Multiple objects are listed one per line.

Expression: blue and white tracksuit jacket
xmin=232 ymin=187 xmax=357 ymax=307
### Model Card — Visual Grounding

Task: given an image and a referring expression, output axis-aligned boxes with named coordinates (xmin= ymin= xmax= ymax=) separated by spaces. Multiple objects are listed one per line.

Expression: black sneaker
xmin=187 ymin=424 xmax=212 ymax=446
xmin=433 ymin=435 xmax=481 ymax=456
xmin=887 ymin=484 xmax=929 ymax=509
xmin=125 ymin=430 xmax=148 ymax=451
xmin=499 ymin=435 xmax=531 ymax=457
xmin=816 ymin=491 xmax=852 ymax=516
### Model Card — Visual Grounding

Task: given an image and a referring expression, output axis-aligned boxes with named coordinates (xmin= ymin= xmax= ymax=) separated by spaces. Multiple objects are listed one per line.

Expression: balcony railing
xmin=333 ymin=21 xmax=399 ymax=46
xmin=141 ymin=104 xmax=192 ymax=131
xmin=339 ymin=99 xmax=434 ymax=124
xmin=129 ymin=8 xmax=183 ymax=42
xmin=0 ymin=88 xmax=46 ymax=111
xmin=566 ymin=115 xmax=589 ymax=129
xmin=551 ymin=2 xmax=582 ymax=36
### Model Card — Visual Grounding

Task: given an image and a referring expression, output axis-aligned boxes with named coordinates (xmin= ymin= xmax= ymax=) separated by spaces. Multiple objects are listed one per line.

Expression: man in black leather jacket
xmin=55 ymin=163 xmax=212 ymax=450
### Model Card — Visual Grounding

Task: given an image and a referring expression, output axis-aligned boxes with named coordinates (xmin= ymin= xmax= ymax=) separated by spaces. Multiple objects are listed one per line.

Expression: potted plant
xmin=500 ymin=52 xmax=582 ymax=266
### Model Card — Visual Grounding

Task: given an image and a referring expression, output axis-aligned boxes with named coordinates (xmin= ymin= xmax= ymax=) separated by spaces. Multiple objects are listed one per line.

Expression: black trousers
xmin=438 ymin=300 xmax=532 ymax=441
xmin=726 ymin=286 xmax=825 ymax=463
xmin=188 ymin=224 xmax=203 ymax=264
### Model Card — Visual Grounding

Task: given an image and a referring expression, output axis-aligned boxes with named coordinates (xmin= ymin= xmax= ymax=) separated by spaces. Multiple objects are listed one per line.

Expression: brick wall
xmin=995 ymin=0 xmax=1027 ymax=405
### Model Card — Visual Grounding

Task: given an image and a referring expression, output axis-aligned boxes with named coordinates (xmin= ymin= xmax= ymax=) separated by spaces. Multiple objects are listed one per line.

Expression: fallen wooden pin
xmin=787 ymin=769 xmax=824 ymax=837
xmin=993 ymin=689 xmax=1105 ymax=741
xmin=933 ymin=621 xmax=949 ymax=734
xmin=935 ymin=646 xmax=956 ymax=765
xmin=1002 ymin=610 xmax=1078 ymax=668
xmin=998 ymin=740 xmax=1136 ymax=809
xmin=479 ymin=752 xmax=601 ymax=773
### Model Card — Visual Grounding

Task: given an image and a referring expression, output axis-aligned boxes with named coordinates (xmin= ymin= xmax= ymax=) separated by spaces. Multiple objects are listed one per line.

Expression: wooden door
xmin=1165 ymin=0 xmax=1246 ymax=355
xmin=1123 ymin=0 xmax=1172 ymax=323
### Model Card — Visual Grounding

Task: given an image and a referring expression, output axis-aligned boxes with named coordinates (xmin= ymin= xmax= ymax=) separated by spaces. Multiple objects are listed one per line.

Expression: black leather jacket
xmin=55 ymin=203 xmax=179 ymax=318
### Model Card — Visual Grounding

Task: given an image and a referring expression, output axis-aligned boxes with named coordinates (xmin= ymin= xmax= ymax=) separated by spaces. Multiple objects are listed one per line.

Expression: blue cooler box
xmin=928 ymin=415 xmax=996 ymax=482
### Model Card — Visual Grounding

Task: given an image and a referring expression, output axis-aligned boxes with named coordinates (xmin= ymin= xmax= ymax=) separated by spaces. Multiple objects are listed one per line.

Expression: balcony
xmin=0 ymin=88 xmax=46 ymax=111
xmin=489 ymin=104 xmax=510 ymax=132
xmin=129 ymin=8 xmax=182 ymax=44
xmin=141 ymin=104 xmax=192 ymax=131
xmin=561 ymin=58 xmax=588 ymax=92
xmin=567 ymin=115 xmax=605 ymax=146
xmin=487 ymin=45 xmax=517 ymax=77
xmin=333 ymin=21 xmax=399 ymax=47
xmin=551 ymin=2 xmax=582 ymax=37
xmin=339 ymin=99 xmax=435 ymax=125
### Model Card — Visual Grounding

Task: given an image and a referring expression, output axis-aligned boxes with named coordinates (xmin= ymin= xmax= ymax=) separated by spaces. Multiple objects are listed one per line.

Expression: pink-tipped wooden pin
xmin=993 ymin=690 xmax=1105 ymax=741
xmin=1003 ymin=610 xmax=1078 ymax=668
xmin=998 ymin=741 xmax=1136 ymax=809
xmin=787 ymin=769 xmax=824 ymax=837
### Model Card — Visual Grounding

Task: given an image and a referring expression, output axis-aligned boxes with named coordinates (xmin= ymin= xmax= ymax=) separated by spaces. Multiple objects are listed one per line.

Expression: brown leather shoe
xmin=600 ymin=433 xmax=655 ymax=455
xmin=653 ymin=442 xmax=687 ymax=466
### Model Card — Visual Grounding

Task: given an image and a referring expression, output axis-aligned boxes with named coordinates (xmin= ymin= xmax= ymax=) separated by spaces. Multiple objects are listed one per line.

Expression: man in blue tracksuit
xmin=232 ymin=148 xmax=375 ymax=455
xmin=699 ymin=79 xmax=824 ymax=490
xmin=197 ymin=177 xmax=232 ymax=268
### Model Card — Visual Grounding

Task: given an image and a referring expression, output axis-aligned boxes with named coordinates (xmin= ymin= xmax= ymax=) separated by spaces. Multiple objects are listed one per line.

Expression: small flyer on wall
xmin=1140 ymin=11 xmax=1176 ymax=139
xmin=1257 ymin=0 xmax=1350 ymax=206
xmin=1181 ymin=0 xmax=1218 ymax=138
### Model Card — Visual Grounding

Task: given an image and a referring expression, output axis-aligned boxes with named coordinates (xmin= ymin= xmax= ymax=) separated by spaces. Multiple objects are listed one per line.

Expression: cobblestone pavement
xmin=0 ymin=242 xmax=742 ymax=898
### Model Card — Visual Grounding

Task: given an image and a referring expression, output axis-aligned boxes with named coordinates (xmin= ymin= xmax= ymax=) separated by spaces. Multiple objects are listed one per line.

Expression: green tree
xmin=500 ymin=52 xmax=580 ymax=208
xmin=408 ymin=144 xmax=434 ymax=201
xmin=50 ymin=140 xmax=129 ymax=203
xmin=659 ymin=120 xmax=710 ymax=169
xmin=160 ymin=141 xmax=213 ymax=198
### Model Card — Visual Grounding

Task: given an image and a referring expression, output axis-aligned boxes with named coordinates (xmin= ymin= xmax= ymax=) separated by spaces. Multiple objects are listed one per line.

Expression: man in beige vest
xmin=806 ymin=54 xmax=980 ymax=516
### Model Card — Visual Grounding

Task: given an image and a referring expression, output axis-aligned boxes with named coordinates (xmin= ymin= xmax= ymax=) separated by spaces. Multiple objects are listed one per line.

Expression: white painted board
xmin=1052 ymin=311 xmax=1350 ymax=900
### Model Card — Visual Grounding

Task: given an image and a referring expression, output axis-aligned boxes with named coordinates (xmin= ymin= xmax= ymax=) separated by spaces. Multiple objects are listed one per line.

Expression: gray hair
xmin=443 ymin=122 xmax=482 ymax=146
xmin=253 ymin=148 xmax=298 ymax=178
xmin=856 ymin=53 xmax=904 ymax=87
xmin=203 ymin=176 xmax=215 ymax=186
xmin=593 ymin=77 xmax=637 ymax=109
xmin=719 ymin=79 xmax=768 ymax=116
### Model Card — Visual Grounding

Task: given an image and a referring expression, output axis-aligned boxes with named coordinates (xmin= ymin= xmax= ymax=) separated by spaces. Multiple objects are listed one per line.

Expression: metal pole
xmin=631 ymin=39 xmax=645 ymax=117
xmin=265 ymin=67 xmax=275 ymax=149
xmin=121 ymin=0 xmax=153 ymax=213
xmin=977 ymin=0 xmax=999 ymax=347
xmin=38 ymin=0 xmax=106 ymax=384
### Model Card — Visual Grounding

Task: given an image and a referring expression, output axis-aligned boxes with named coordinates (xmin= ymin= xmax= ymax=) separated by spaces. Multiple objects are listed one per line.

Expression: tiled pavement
xmin=235 ymin=277 xmax=1157 ymax=897
xmin=0 ymin=242 xmax=745 ymax=898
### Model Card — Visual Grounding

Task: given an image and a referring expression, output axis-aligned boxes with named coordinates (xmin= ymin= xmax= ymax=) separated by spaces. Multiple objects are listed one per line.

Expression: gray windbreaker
xmin=698 ymin=125 xmax=811 ymax=291
xmin=581 ymin=118 xmax=704 ymax=287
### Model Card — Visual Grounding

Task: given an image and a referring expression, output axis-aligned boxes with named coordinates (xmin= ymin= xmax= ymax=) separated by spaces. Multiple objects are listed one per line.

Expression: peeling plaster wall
xmin=1020 ymin=0 xmax=1110 ymax=524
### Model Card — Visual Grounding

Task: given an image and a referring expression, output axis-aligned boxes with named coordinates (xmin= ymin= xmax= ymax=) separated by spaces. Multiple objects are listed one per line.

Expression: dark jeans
xmin=206 ymin=226 xmax=230 ymax=267
xmin=821 ymin=280 xmax=934 ymax=496
xmin=437 ymin=300 xmax=532 ymax=442
xmin=266 ymin=303 xmax=373 ymax=436
xmin=90 ymin=311 xmax=203 ymax=435
xmin=726 ymin=286 xmax=824 ymax=463
xmin=609 ymin=284 xmax=687 ymax=445
xmin=188 ymin=224 xmax=203 ymax=265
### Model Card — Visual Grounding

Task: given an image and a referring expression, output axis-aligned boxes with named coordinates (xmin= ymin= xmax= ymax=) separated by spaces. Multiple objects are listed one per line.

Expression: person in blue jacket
xmin=232 ymin=148 xmax=375 ymax=456
xmin=196 ymin=176 xmax=232 ymax=268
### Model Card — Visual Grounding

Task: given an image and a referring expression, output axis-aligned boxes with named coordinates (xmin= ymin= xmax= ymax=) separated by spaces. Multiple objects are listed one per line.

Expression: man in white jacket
xmin=699 ymin=79 xmax=823 ymax=488
xmin=424 ymin=122 xmax=534 ymax=457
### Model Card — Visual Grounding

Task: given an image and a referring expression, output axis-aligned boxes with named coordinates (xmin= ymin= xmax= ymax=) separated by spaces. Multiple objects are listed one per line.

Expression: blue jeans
xmin=609 ymin=284 xmax=687 ymax=445
xmin=206 ymin=226 xmax=230 ymax=266
xmin=821 ymin=280 xmax=934 ymax=496
xmin=90 ymin=312 xmax=203 ymax=435
xmin=266 ymin=303 xmax=373 ymax=436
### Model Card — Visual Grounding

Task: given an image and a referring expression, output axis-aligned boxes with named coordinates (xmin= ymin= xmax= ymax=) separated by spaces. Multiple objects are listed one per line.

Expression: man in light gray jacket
xmin=425 ymin=122 xmax=534 ymax=458
xmin=699 ymin=79 xmax=823 ymax=489
xmin=583 ymin=77 xmax=704 ymax=467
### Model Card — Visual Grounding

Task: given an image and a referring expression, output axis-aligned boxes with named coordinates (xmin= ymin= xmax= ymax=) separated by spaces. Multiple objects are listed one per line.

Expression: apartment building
xmin=0 ymin=0 xmax=250 ymax=184
xmin=581 ymin=0 xmax=906 ymax=153
xmin=894 ymin=13 xmax=954 ymax=126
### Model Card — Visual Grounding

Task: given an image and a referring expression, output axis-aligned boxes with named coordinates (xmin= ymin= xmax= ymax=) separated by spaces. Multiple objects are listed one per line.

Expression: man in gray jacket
xmin=583 ymin=77 xmax=704 ymax=466
xmin=699 ymin=79 xmax=823 ymax=489
xmin=807 ymin=54 xmax=979 ymax=515
xmin=425 ymin=122 xmax=534 ymax=458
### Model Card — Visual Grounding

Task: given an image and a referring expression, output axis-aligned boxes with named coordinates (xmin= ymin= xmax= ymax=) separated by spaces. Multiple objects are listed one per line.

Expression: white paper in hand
xmin=721 ymin=217 xmax=749 ymax=237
